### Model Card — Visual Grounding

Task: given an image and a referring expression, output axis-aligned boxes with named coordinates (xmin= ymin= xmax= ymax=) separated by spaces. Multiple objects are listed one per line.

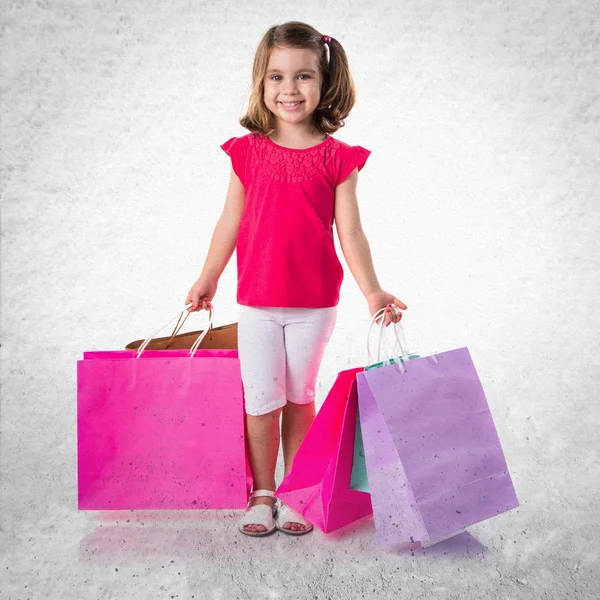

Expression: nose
xmin=281 ymin=77 xmax=299 ymax=95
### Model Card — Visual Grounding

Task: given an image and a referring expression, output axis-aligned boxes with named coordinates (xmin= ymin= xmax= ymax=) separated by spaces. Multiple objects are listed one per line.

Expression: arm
xmin=334 ymin=169 xmax=406 ymax=324
xmin=199 ymin=166 xmax=246 ymax=280
xmin=185 ymin=167 xmax=245 ymax=311
xmin=334 ymin=168 xmax=382 ymax=297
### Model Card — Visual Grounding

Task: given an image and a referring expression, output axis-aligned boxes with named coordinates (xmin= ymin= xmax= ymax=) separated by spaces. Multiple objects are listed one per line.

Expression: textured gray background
xmin=1 ymin=0 xmax=599 ymax=598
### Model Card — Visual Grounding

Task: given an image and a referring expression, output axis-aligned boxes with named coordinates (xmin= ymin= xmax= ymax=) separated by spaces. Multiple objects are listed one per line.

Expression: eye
xmin=268 ymin=74 xmax=312 ymax=81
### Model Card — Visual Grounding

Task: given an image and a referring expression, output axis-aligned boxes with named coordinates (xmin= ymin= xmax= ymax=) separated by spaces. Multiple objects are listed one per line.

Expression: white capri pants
xmin=237 ymin=304 xmax=338 ymax=416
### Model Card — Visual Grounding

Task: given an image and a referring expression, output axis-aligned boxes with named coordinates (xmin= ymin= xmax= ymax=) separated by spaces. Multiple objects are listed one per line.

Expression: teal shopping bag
xmin=349 ymin=352 xmax=420 ymax=492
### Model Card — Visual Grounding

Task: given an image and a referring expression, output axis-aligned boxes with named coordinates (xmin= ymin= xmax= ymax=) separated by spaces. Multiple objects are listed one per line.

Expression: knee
xmin=246 ymin=405 xmax=283 ymax=419
xmin=244 ymin=395 xmax=287 ymax=417
xmin=285 ymin=396 xmax=315 ymax=408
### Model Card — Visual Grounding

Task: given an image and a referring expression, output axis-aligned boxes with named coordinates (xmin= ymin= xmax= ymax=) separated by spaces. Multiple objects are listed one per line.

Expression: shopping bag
xmin=349 ymin=414 xmax=369 ymax=492
xmin=274 ymin=368 xmax=373 ymax=533
xmin=349 ymin=352 xmax=420 ymax=492
xmin=125 ymin=308 xmax=237 ymax=350
xmin=350 ymin=311 xmax=419 ymax=492
xmin=357 ymin=308 xmax=519 ymax=548
xmin=77 ymin=307 xmax=251 ymax=510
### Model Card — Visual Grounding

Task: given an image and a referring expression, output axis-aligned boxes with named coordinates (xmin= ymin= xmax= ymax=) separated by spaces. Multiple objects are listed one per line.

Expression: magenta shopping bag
xmin=275 ymin=368 xmax=373 ymax=533
xmin=357 ymin=341 xmax=519 ymax=548
xmin=77 ymin=346 xmax=251 ymax=510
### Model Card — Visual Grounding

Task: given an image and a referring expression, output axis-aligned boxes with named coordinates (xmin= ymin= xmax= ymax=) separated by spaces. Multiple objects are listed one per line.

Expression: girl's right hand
xmin=185 ymin=275 xmax=218 ymax=312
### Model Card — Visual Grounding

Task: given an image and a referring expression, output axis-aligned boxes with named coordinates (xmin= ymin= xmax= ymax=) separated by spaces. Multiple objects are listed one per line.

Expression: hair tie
xmin=322 ymin=35 xmax=332 ymax=44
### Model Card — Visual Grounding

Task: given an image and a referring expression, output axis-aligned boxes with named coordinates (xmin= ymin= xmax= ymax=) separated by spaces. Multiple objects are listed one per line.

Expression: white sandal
xmin=239 ymin=489 xmax=278 ymax=537
xmin=276 ymin=502 xmax=314 ymax=535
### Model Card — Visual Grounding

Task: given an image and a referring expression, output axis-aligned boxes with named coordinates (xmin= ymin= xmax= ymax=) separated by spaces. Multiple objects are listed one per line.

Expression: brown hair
xmin=239 ymin=21 xmax=356 ymax=136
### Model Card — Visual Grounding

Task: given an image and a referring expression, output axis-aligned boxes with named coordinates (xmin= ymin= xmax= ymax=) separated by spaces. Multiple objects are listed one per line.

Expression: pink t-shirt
xmin=220 ymin=133 xmax=371 ymax=308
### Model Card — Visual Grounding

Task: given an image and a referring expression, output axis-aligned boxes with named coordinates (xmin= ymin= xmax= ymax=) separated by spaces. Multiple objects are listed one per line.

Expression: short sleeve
xmin=220 ymin=136 xmax=247 ymax=189
xmin=336 ymin=145 xmax=371 ymax=187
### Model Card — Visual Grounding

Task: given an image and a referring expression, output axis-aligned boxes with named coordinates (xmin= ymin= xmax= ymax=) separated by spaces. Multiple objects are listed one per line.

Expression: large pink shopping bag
xmin=357 ymin=344 xmax=520 ymax=548
xmin=77 ymin=347 xmax=252 ymax=510
xmin=275 ymin=368 xmax=373 ymax=533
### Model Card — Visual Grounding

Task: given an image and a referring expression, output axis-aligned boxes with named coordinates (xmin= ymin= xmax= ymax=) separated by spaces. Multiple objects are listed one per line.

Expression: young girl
xmin=185 ymin=21 xmax=405 ymax=537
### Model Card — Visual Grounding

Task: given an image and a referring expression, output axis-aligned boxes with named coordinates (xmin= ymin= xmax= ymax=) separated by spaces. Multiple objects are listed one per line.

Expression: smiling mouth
xmin=279 ymin=101 xmax=304 ymax=107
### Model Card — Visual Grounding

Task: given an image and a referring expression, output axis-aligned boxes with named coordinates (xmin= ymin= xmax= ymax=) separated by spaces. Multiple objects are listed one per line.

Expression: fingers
xmin=185 ymin=294 xmax=196 ymax=312
xmin=385 ymin=304 xmax=403 ymax=326
xmin=375 ymin=309 xmax=392 ymax=327
xmin=373 ymin=302 xmax=405 ymax=327
xmin=185 ymin=295 xmax=197 ymax=312
xmin=186 ymin=296 xmax=212 ymax=312
xmin=375 ymin=307 xmax=393 ymax=326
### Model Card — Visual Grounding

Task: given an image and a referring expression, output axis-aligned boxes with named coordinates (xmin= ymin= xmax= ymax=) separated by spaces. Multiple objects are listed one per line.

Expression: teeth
xmin=280 ymin=102 xmax=301 ymax=107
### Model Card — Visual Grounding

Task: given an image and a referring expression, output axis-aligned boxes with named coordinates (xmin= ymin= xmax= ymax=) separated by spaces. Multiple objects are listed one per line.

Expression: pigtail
xmin=315 ymin=36 xmax=356 ymax=132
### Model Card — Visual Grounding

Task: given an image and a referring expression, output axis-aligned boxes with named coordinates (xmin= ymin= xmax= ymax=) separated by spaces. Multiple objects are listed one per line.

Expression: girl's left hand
xmin=367 ymin=289 xmax=407 ymax=327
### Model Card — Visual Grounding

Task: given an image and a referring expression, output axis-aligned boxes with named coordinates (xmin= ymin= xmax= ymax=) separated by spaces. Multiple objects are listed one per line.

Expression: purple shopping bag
xmin=77 ymin=348 xmax=252 ymax=510
xmin=357 ymin=345 xmax=519 ymax=548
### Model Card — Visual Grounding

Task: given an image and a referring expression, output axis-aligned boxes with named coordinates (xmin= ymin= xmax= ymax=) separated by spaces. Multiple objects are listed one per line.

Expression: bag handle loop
xmin=367 ymin=307 xmax=439 ymax=371
xmin=367 ymin=307 xmax=408 ymax=371
xmin=163 ymin=310 xmax=192 ymax=348
xmin=135 ymin=304 xmax=214 ymax=358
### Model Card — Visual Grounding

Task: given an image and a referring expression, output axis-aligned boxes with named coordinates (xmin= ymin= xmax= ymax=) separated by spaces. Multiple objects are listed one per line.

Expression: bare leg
xmin=242 ymin=407 xmax=282 ymax=532
xmin=280 ymin=399 xmax=316 ymax=531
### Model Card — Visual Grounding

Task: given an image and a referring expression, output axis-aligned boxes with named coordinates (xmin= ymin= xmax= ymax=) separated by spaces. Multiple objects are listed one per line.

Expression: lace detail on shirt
xmin=247 ymin=134 xmax=341 ymax=183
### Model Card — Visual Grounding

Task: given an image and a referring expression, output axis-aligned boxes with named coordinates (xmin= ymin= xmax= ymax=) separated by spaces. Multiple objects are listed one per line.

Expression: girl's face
xmin=263 ymin=46 xmax=322 ymax=130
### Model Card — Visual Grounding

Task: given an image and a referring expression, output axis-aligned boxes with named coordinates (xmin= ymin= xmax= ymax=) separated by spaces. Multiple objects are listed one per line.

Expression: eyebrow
xmin=266 ymin=68 xmax=318 ymax=75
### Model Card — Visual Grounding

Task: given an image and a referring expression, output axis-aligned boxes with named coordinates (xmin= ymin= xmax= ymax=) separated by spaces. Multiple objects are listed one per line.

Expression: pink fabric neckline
xmin=265 ymin=135 xmax=331 ymax=152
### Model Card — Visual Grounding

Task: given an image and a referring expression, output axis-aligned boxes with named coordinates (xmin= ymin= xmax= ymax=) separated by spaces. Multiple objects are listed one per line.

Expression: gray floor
xmin=2 ymin=1 xmax=599 ymax=599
